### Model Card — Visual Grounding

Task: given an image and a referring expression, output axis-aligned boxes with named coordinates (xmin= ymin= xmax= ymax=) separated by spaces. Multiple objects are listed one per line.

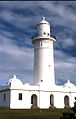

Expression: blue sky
xmin=0 ymin=1 xmax=76 ymax=85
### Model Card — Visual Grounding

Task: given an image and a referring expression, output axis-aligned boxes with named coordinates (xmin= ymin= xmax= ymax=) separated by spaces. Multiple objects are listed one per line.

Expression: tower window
xmin=41 ymin=42 xmax=42 ymax=46
xmin=4 ymin=94 xmax=6 ymax=101
xmin=41 ymin=80 xmax=43 ymax=82
xmin=75 ymin=97 xmax=76 ymax=100
xmin=44 ymin=32 xmax=46 ymax=35
xmin=47 ymin=33 xmax=49 ymax=36
xmin=19 ymin=93 xmax=22 ymax=100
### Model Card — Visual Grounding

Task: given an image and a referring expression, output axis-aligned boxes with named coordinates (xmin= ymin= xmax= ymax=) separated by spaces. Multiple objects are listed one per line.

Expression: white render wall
xmin=33 ymin=40 xmax=55 ymax=86
xmin=10 ymin=90 xmax=31 ymax=109
xmin=37 ymin=22 xmax=50 ymax=37
xmin=9 ymin=88 xmax=76 ymax=109
xmin=32 ymin=17 xmax=56 ymax=86
xmin=0 ymin=83 xmax=76 ymax=109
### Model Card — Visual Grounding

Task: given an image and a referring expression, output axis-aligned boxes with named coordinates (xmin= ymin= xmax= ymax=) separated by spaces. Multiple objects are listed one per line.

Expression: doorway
xmin=31 ymin=94 xmax=38 ymax=108
xmin=64 ymin=95 xmax=69 ymax=108
xmin=50 ymin=94 xmax=54 ymax=107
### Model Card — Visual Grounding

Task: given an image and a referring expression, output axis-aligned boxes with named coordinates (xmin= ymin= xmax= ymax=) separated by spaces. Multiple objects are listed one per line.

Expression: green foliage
xmin=60 ymin=112 xmax=76 ymax=119
xmin=60 ymin=98 xmax=76 ymax=119
xmin=72 ymin=101 xmax=76 ymax=113
xmin=0 ymin=108 xmax=72 ymax=119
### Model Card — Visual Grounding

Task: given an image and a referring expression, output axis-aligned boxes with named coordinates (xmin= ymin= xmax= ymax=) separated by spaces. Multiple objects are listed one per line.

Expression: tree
xmin=72 ymin=97 xmax=76 ymax=113
xmin=60 ymin=112 xmax=76 ymax=119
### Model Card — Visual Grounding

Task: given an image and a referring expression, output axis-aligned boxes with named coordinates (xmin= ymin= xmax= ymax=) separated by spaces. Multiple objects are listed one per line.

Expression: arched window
xmin=64 ymin=95 xmax=69 ymax=108
xmin=50 ymin=94 xmax=54 ymax=107
xmin=31 ymin=94 xmax=37 ymax=108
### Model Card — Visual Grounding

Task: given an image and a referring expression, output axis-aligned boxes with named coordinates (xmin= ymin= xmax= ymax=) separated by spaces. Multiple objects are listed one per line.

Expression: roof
xmin=7 ymin=75 xmax=23 ymax=87
xmin=63 ymin=80 xmax=75 ymax=88
xmin=37 ymin=17 xmax=50 ymax=26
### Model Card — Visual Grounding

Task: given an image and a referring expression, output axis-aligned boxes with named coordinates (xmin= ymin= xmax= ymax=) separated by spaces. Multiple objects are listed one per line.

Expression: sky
xmin=0 ymin=1 xmax=76 ymax=85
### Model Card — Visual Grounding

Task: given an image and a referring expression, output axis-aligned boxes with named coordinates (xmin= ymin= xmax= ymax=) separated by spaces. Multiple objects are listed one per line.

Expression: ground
xmin=0 ymin=108 xmax=74 ymax=119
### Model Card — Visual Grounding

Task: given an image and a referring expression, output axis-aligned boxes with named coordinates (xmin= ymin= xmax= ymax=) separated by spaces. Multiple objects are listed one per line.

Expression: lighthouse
xmin=32 ymin=17 xmax=56 ymax=87
xmin=0 ymin=17 xmax=76 ymax=109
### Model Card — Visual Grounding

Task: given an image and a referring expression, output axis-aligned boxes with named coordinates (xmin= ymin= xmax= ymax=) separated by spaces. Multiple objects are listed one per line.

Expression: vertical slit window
xmin=4 ymin=94 xmax=6 ymax=101
xmin=19 ymin=93 xmax=22 ymax=100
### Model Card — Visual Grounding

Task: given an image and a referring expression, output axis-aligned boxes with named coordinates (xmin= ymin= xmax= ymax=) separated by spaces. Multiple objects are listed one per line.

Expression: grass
xmin=0 ymin=108 xmax=73 ymax=119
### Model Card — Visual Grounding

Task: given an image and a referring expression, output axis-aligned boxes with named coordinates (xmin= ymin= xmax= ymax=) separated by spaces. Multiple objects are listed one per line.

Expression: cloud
xmin=54 ymin=50 xmax=76 ymax=85
xmin=62 ymin=38 xmax=75 ymax=49
xmin=0 ymin=1 xmax=76 ymax=85
xmin=0 ymin=34 xmax=34 ymax=84
xmin=0 ymin=1 xmax=76 ymax=31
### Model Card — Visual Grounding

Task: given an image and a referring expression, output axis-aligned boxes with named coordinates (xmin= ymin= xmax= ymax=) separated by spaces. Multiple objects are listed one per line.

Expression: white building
xmin=0 ymin=17 xmax=76 ymax=109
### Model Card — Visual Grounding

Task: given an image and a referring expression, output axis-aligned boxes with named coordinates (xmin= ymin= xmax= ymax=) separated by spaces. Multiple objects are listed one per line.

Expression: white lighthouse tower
xmin=32 ymin=17 xmax=56 ymax=87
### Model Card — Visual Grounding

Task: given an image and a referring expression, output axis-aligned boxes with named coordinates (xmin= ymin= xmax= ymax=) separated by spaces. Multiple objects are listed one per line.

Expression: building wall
xmin=10 ymin=89 xmax=31 ymax=109
xmin=39 ymin=91 xmax=50 ymax=108
xmin=10 ymin=89 xmax=51 ymax=109
xmin=9 ymin=89 xmax=76 ymax=109
xmin=10 ymin=89 xmax=41 ymax=109
xmin=0 ymin=87 xmax=76 ymax=109
xmin=69 ymin=92 xmax=76 ymax=107
xmin=52 ymin=91 xmax=76 ymax=108
xmin=0 ymin=89 xmax=10 ymax=108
